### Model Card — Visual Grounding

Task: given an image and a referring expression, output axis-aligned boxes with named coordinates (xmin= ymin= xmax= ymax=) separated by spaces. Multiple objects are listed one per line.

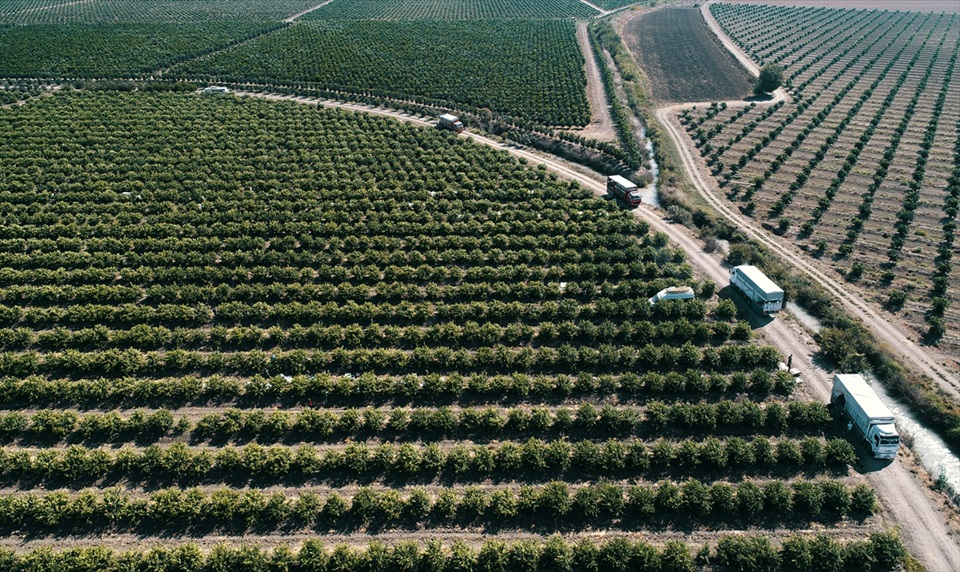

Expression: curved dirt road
xmin=700 ymin=0 xmax=758 ymax=75
xmin=646 ymin=5 xmax=960 ymax=566
xmin=690 ymin=0 xmax=959 ymax=399
xmin=653 ymin=98 xmax=959 ymax=404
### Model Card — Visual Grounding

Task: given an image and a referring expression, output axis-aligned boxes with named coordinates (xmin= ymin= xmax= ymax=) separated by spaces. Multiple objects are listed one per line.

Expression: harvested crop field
xmin=622 ymin=7 xmax=754 ymax=104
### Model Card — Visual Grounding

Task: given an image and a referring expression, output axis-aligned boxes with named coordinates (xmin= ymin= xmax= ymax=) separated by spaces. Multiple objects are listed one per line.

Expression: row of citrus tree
xmin=0 ymin=479 xmax=874 ymax=533
xmin=0 ymin=437 xmax=857 ymax=485
xmin=0 ymin=399 xmax=828 ymax=444
xmin=0 ymin=532 xmax=907 ymax=571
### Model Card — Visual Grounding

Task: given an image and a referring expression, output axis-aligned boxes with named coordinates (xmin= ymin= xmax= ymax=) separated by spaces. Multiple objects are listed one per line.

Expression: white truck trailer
xmin=729 ymin=265 xmax=783 ymax=315
xmin=831 ymin=373 xmax=899 ymax=460
xmin=438 ymin=114 xmax=464 ymax=133
xmin=607 ymin=175 xmax=642 ymax=207
xmin=648 ymin=286 xmax=695 ymax=306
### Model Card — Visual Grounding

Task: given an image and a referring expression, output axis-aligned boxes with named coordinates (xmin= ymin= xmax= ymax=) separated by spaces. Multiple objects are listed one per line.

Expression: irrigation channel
xmin=638 ymin=129 xmax=660 ymax=207
xmin=786 ymin=303 xmax=960 ymax=497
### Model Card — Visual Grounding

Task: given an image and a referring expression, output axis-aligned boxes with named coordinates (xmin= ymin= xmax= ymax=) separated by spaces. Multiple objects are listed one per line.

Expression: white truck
xmin=729 ymin=265 xmax=783 ymax=315
xmin=607 ymin=175 xmax=642 ymax=207
xmin=831 ymin=373 xmax=899 ymax=460
xmin=438 ymin=113 xmax=464 ymax=133
xmin=648 ymin=286 xmax=695 ymax=306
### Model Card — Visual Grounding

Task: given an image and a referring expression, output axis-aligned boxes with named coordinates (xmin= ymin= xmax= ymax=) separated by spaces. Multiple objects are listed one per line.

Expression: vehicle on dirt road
xmin=607 ymin=175 xmax=642 ymax=207
xmin=831 ymin=373 xmax=900 ymax=460
xmin=438 ymin=113 xmax=465 ymax=133
xmin=730 ymin=264 xmax=783 ymax=315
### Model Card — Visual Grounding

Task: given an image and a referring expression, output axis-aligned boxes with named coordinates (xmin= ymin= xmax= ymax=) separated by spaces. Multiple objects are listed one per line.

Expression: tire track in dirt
xmin=573 ymin=21 xmax=617 ymax=142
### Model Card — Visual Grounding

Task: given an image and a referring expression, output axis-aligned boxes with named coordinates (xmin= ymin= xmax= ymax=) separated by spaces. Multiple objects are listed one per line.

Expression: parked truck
xmin=831 ymin=373 xmax=900 ymax=459
xmin=607 ymin=175 xmax=642 ymax=207
xmin=648 ymin=286 xmax=695 ymax=306
xmin=729 ymin=265 xmax=784 ymax=315
xmin=438 ymin=114 xmax=465 ymax=133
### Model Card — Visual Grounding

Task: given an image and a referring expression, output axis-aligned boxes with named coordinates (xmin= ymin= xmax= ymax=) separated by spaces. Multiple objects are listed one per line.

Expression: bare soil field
xmin=622 ymin=7 xmax=754 ymax=104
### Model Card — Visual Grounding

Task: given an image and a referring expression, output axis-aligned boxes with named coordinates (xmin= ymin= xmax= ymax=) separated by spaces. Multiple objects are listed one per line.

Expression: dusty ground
xmin=0 ymin=526 xmax=885 ymax=554
xmin=570 ymin=21 xmax=617 ymax=143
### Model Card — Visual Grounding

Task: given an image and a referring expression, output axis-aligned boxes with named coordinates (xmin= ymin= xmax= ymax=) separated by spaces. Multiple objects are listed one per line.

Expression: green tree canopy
xmin=753 ymin=63 xmax=784 ymax=95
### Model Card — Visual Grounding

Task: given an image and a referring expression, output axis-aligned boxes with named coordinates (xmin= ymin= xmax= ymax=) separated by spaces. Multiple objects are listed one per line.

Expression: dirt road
xmin=283 ymin=0 xmax=336 ymax=23
xmin=656 ymin=101 xmax=960 ymax=570
xmin=647 ymin=6 xmax=960 ymax=566
xmin=573 ymin=21 xmax=617 ymax=143
xmin=576 ymin=0 xmax=611 ymax=17
xmin=692 ymin=0 xmax=959 ymax=399
xmin=654 ymin=107 xmax=960 ymax=403
xmin=700 ymin=0 xmax=758 ymax=75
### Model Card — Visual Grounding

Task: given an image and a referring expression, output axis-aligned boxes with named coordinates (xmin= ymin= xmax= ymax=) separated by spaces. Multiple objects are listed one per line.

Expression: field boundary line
xmin=150 ymin=23 xmax=289 ymax=78
xmin=577 ymin=0 xmax=610 ymax=17
xmin=283 ymin=0 xmax=336 ymax=23
xmin=700 ymin=0 xmax=759 ymax=76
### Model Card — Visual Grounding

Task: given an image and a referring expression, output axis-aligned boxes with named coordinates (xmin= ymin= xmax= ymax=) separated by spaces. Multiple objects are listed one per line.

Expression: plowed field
xmin=622 ymin=7 xmax=754 ymax=104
